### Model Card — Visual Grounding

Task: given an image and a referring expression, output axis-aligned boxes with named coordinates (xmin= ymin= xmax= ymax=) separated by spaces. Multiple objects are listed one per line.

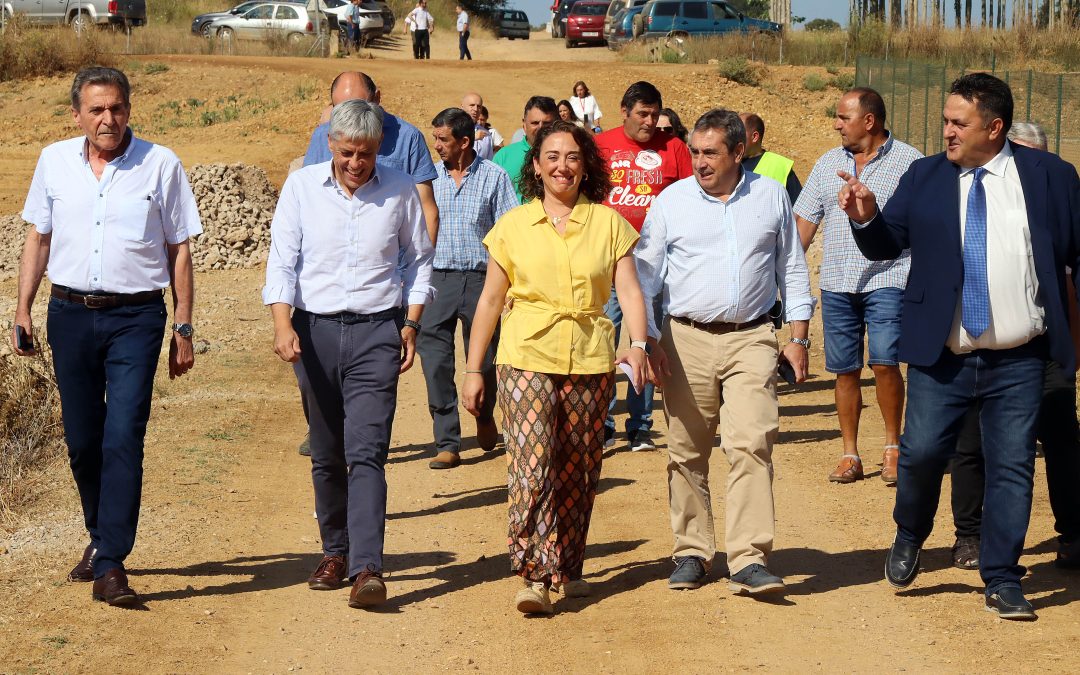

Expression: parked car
xmin=634 ymin=0 xmax=780 ymax=40
xmin=191 ymin=0 xmax=284 ymax=37
xmin=209 ymin=1 xmax=320 ymax=42
xmin=3 ymin=0 xmax=145 ymax=31
xmin=492 ymin=8 xmax=529 ymax=39
xmin=565 ymin=1 xmax=608 ymax=48
xmin=604 ymin=0 xmax=647 ymax=49
xmin=369 ymin=0 xmax=393 ymax=34
xmin=319 ymin=0 xmax=382 ymax=42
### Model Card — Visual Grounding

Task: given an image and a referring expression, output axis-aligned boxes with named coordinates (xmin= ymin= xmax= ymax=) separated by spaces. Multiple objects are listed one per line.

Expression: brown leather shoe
xmin=881 ymin=445 xmax=899 ymax=486
xmin=307 ymin=555 xmax=348 ymax=590
xmin=828 ymin=454 xmax=864 ymax=483
xmin=91 ymin=569 xmax=140 ymax=607
xmin=68 ymin=544 xmax=97 ymax=582
xmin=477 ymin=419 xmax=500 ymax=452
xmin=348 ymin=567 xmax=387 ymax=608
xmin=428 ymin=450 xmax=461 ymax=470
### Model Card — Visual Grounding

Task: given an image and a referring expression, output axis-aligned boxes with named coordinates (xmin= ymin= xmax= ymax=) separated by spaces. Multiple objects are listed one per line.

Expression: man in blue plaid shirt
xmin=794 ymin=88 xmax=922 ymax=486
xmin=419 ymin=107 xmax=518 ymax=470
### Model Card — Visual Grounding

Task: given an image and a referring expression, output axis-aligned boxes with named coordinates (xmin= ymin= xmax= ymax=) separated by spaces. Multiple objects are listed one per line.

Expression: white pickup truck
xmin=1 ymin=0 xmax=146 ymax=31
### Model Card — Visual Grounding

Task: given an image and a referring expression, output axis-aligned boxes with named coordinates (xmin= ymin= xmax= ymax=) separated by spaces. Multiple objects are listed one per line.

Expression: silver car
xmin=209 ymin=1 xmax=317 ymax=41
xmin=2 ymin=0 xmax=145 ymax=31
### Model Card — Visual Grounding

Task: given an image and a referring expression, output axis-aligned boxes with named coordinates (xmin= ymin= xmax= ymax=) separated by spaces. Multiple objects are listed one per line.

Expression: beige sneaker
xmin=514 ymin=581 xmax=553 ymax=615
xmin=561 ymin=578 xmax=592 ymax=598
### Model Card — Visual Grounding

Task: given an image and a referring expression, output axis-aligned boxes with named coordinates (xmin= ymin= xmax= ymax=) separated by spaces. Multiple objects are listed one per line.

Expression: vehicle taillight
xmin=306 ymin=21 xmax=313 ymax=31
xmin=108 ymin=0 xmax=117 ymax=12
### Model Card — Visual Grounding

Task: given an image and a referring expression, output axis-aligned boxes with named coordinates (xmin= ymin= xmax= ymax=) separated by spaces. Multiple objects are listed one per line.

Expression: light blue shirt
xmin=302 ymin=111 xmax=438 ymax=184
xmin=263 ymin=163 xmax=435 ymax=314
xmin=432 ymin=153 xmax=517 ymax=271
xmin=457 ymin=10 xmax=469 ymax=31
xmin=636 ymin=171 xmax=814 ymax=339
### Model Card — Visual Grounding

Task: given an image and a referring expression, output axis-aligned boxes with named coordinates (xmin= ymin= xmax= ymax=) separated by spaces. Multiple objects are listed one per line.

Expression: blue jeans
xmin=897 ymin=339 xmax=1047 ymax=595
xmin=820 ymin=288 xmax=903 ymax=373
xmin=604 ymin=290 xmax=660 ymax=435
xmin=46 ymin=295 xmax=167 ymax=578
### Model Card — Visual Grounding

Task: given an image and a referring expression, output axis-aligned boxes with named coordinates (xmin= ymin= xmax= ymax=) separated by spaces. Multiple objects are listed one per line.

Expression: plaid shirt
xmin=794 ymin=134 xmax=923 ymax=293
xmin=433 ymin=153 xmax=517 ymax=271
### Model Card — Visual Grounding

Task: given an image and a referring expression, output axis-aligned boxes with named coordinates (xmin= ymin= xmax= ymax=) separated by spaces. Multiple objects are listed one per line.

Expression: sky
xmin=511 ymin=0 xmax=849 ymax=28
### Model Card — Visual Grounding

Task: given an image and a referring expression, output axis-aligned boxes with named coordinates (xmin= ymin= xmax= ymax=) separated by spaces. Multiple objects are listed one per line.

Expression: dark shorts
xmin=820 ymin=287 xmax=903 ymax=373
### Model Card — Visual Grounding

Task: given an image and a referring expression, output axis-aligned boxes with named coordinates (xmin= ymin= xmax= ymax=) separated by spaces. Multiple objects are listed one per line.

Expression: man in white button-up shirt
xmin=264 ymin=99 xmax=434 ymax=610
xmin=12 ymin=67 xmax=202 ymax=607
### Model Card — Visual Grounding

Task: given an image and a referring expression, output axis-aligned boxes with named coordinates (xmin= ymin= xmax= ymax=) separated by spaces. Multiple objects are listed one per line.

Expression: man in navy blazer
xmin=837 ymin=73 xmax=1080 ymax=620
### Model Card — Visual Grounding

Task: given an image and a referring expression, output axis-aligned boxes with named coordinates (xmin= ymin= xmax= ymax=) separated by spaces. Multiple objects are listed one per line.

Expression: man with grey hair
xmin=1008 ymin=121 xmax=1048 ymax=150
xmin=13 ymin=66 xmax=201 ymax=607
xmin=264 ymin=99 xmax=435 ymax=609
xmin=636 ymin=109 xmax=813 ymax=594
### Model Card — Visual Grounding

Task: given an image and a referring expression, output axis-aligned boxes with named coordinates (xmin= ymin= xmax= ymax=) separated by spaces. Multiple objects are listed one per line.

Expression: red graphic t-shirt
xmin=594 ymin=128 xmax=693 ymax=231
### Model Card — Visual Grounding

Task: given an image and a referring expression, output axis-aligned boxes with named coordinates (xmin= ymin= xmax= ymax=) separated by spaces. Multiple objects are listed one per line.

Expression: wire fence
xmin=855 ymin=56 xmax=1080 ymax=167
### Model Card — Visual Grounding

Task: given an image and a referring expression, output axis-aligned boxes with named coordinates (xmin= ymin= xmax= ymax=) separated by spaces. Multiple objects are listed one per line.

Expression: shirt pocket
xmin=112 ymin=197 xmax=153 ymax=242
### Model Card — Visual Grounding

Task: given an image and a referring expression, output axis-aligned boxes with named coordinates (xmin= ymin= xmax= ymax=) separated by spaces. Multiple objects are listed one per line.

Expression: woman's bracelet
xmin=465 ymin=369 xmax=483 ymax=374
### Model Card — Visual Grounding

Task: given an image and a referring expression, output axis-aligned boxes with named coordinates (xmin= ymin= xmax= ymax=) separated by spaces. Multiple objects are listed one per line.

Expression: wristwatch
xmin=790 ymin=337 xmax=811 ymax=349
xmin=630 ymin=340 xmax=652 ymax=355
xmin=173 ymin=323 xmax=194 ymax=338
xmin=403 ymin=318 xmax=422 ymax=332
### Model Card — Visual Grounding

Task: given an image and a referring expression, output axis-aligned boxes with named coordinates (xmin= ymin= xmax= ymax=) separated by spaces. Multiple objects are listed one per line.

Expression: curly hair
xmin=518 ymin=120 xmax=611 ymax=204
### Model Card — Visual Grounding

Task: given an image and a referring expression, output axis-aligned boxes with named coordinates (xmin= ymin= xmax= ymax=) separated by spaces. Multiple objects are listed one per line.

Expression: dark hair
xmin=950 ymin=72 xmax=1013 ymax=132
xmin=692 ymin=109 xmax=746 ymax=152
xmin=572 ymin=80 xmax=590 ymax=97
xmin=740 ymin=112 xmax=765 ymax=142
xmin=845 ymin=86 xmax=887 ymax=125
xmin=620 ymin=80 xmax=662 ymax=111
xmin=519 ymin=120 xmax=611 ymax=204
xmin=71 ymin=66 xmax=130 ymax=109
xmin=431 ymin=107 xmax=475 ymax=146
xmin=524 ymin=95 xmax=558 ymax=118
xmin=557 ymin=99 xmax=579 ymax=121
xmin=479 ymin=105 xmax=489 ymax=118
xmin=659 ymin=108 xmax=688 ymax=143
xmin=330 ymin=71 xmax=377 ymax=101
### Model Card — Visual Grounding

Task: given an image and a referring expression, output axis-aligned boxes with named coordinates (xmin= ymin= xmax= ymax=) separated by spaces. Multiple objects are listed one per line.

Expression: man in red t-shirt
xmin=594 ymin=81 xmax=692 ymax=452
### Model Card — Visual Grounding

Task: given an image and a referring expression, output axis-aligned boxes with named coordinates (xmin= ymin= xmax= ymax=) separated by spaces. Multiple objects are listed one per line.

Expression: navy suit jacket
xmin=851 ymin=142 xmax=1080 ymax=370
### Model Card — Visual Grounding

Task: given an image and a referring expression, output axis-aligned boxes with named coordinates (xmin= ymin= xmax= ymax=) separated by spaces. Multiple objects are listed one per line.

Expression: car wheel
xmin=217 ymin=26 xmax=234 ymax=40
xmin=70 ymin=11 xmax=92 ymax=34
xmin=200 ymin=22 xmax=212 ymax=38
xmin=288 ymin=32 xmax=304 ymax=44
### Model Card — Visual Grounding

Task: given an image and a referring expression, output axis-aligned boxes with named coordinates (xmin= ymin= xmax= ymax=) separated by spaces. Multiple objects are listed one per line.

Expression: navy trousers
xmin=293 ymin=309 xmax=401 ymax=578
xmin=896 ymin=339 xmax=1047 ymax=595
xmin=47 ymin=295 xmax=167 ymax=578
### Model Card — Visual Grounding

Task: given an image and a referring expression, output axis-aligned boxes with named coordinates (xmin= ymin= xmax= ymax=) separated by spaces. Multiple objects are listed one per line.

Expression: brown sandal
xmin=828 ymin=454 xmax=864 ymax=483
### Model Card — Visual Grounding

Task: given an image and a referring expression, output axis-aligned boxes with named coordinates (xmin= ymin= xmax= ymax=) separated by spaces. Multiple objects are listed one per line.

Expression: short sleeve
xmin=612 ymin=212 xmax=639 ymax=260
xmin=161 ymin=157 xmax=203 ymax=243
xmin=482 ymin=217 xmax=513 ymax=280
xmin=405 ymin=127 xmax=438 ymax=183
xmin=21 ymin=151 xmax=53 ymax=234
xmin=792 ymin=159 xmax=825 ymax=224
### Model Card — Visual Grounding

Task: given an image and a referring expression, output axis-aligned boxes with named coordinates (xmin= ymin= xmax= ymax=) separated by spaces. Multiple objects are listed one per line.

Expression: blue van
xmin=636 ymin=0 xmax=780 ymax=39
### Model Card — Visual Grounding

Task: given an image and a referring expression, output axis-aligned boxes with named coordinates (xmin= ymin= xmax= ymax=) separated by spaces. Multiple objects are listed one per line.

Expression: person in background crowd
xmin=420 ymin=108 xmax=517 ymax=470
xmin=14 ymin=66 xmax=201 ymax=607
xmin=794 ymin=88 xmax=922 ymax=486
xmin=657 ymin=108 xmax=687 ymax=143
xmin=461 ymin=120 xmax=649 ymax=615
xmin=839 ymin=73 xmax=1080 ymax=620
xmin=637 ymin=109 xmax=813 ymax=594
xmin=404 ymin=0 xmax=434 ymax=60
xmin=570 ymin=80 xmax=603 ymax=133
xmin=493 ymin=96 xmax=558 ymax=203
xmin=947 ymin=120 xmax=1080 ymax=573
xmin=594 ymin=80 xmax=692 ymax=451
xmin=462 ymin=92 xmax=499 ymax=159
xmin=739 ymin=112 xmax=801 ymax=205
xmin=265 ymin=99 xmax=435 ymax=610
xmin=558 ymin=99 xmax=584 ymax=128
xmin=477 ymin=105 xmax=505 ymax=149
xmin=456 ymin=4 xmax=472 ymax=60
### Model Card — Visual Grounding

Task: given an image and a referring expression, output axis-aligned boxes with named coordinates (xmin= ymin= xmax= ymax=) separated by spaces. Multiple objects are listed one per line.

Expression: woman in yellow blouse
xmin=462 ymin=120 xmax=650 ymax=615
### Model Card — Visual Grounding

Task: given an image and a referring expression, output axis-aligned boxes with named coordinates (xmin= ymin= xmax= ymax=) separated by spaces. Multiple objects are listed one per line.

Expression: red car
xmin=566 ymin=1 xmax=610 ymax=48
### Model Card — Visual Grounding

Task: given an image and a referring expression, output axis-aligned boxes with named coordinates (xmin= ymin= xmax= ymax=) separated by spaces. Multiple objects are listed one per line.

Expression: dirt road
xmin=1 ymin=33 xmax=1077 ymax=674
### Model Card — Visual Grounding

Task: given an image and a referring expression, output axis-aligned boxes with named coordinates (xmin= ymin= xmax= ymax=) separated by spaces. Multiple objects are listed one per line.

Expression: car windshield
xmin=231 ymin=1 xmax=261 ymax=13
xmin=573 ymin=4 xmax=607 ymax=15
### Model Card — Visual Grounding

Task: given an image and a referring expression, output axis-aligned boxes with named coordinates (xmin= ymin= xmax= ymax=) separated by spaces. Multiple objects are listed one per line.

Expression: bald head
xmin=330 ymin=72 xmax=380 ymax=106
xmin=462 ymin=92 xmax=483 ymax=122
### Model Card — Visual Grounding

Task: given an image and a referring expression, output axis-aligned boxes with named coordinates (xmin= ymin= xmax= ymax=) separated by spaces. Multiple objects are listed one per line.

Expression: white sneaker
xmin=561 ymin=578 xmax=592 ymax=597
xmin=630 ymin=430 xmax=656 ymax=452
xmin=514 ymin=581 xmax=554 ymax=614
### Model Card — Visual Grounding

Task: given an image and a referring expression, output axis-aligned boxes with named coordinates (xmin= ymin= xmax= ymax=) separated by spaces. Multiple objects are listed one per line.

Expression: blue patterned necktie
xmin=961 ymin=167 xmax=990 ymax=337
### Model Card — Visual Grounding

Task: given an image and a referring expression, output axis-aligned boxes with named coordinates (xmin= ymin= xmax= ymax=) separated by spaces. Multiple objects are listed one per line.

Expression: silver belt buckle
xmin=83 ymin=294 xmax=109 ymax=309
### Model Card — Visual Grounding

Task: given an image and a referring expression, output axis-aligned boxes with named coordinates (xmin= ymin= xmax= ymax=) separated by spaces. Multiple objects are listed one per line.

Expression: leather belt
xmin=301 ymin=308 xmax=401 ymax=325
xmin=52 ymin=286 xmax=163 ymax=309
xmin=672 ymin=314 xmax=770 ymax=335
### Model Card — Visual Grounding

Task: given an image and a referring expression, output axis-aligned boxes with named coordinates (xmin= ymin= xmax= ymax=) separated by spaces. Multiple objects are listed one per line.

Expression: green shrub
xmin=803 ymin=73 xmax=826 ymax=91
xmin=716 ymin=57 xmax=763 ymax=87
xmin=828 ymin=72 xmax=855 ymax=90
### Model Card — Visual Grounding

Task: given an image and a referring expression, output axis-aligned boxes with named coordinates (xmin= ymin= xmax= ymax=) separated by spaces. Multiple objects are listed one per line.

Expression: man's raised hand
xmin=836 ymin=170 xmax=879 ymax=224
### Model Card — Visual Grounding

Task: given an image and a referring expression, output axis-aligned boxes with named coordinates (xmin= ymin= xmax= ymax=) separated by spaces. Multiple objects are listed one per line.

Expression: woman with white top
xmin=569 ymin=81 xmax=602 ymax=133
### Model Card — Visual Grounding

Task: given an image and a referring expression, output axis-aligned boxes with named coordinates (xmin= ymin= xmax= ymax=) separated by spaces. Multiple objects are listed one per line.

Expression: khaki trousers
xmin=661 ymin=318 xmax=779 ymax=574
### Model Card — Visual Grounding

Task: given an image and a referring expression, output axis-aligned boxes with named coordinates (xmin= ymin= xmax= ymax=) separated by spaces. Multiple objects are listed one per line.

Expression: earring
xmin=534 ymin=172 xmax=541 ymax=180
xmin=583 ymin=173 xmax=589 ymax=181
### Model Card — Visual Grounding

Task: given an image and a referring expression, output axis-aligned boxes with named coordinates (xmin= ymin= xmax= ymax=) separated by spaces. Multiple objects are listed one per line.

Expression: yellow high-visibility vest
xmin=752 ymin=151 xmax=794 ymax=187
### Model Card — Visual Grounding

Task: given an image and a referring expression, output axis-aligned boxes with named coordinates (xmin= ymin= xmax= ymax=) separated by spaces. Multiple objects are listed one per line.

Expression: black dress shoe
xmin=985 ymin=587 xmax=1037 ymax=620
xmin=885 ymin=540 xmax=921 ymax=589
xmin=68 ymin=544 xmax=97 ymax=582
xmin=91 ymin=569 xmax=140 ymax=607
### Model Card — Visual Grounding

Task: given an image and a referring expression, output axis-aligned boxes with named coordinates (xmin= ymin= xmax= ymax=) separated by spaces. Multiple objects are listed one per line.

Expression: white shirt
xmin=570 ymin=94 xmax=602 ymax=125
xmin=456 ymin=10 xmax=468 ymax=31
xmin=262 ymin=163 xmax=435 ymax=314
xmin=21 ymin=133 xmax=202 ymax=294
xmin=947 ymin=143 xmax=1044 ymax=353
xmin=474 ymin=133 xmax=494 ymax=160
xmin=407 ymin=7 xmax=434 ymax=29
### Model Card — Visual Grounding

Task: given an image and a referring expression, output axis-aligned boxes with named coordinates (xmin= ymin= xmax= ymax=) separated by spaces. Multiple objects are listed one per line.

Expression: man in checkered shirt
xmin=794 ymin=88 xmax=922 ymax=486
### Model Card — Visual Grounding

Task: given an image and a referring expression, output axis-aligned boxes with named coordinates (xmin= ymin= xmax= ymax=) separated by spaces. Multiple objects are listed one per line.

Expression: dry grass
xmin=0 ymin=16 xmax=113 ymax=82
xmin=0 ymin=347 xmax=65 ymax=531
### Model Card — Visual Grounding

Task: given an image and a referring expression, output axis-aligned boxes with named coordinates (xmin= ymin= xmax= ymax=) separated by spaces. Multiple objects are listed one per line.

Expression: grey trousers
xmin=292 ymin=309 xmax=401 ymax=577
xmin=416 ymin=269 xmax=498 ymax=455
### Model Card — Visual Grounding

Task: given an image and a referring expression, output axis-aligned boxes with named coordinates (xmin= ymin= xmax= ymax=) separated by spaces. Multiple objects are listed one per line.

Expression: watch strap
xmin=403 ymin=318 xmax=422 ymax=332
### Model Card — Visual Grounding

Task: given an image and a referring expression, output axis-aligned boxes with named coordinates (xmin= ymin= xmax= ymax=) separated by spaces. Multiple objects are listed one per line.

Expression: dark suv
xmin=634 ymin=0 xmax=780 ymax=39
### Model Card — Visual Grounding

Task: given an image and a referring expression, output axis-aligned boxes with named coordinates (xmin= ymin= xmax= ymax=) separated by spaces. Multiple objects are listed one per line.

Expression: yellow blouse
xmin=483 ymin=195 xmax=639 ymax=375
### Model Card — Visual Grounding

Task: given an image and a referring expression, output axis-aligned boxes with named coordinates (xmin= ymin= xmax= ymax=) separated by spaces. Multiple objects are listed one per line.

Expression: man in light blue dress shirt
xmin=264 ymin=99 xmax=435 ymax=610
xmin=636 ymin=109 xmax=813 ymax=595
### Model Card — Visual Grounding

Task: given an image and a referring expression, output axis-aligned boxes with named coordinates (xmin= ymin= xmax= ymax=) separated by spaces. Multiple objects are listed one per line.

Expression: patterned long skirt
xmin=497 ymin=365 xmax=615 ymax=586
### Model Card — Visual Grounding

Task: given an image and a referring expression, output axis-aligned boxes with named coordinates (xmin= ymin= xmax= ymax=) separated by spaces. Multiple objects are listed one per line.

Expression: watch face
xmin=175 ymin=324 xmax=194 ymax=338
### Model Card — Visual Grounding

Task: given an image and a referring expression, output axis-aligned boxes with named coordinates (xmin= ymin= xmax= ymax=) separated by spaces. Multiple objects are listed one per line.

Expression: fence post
xmin=906 ymin=60 xmax=913 ymax=145
xmin=923 ymin=63 xmax=930 ymax=155
xmin=1056 ymin=74 xmax=1064 ymax=155
xmin=1026 ymin=69 xmax=1033 ymax=121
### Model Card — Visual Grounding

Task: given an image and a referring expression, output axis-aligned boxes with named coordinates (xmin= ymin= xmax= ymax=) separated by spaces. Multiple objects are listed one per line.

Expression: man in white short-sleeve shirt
xmin=12 ymin=66 xmax=202 ymax=608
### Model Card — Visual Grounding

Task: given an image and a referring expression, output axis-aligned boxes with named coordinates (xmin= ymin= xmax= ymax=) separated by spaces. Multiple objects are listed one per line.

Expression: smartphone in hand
xmin=15 ymin=325 xmax=33 ymax=352
xmin=777 ymin=359 xmax=797 ymax=386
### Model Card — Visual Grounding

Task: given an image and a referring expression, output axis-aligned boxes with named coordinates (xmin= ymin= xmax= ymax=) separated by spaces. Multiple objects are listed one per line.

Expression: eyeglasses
xmin=656 ymin=126 xmax=673 ymax=133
